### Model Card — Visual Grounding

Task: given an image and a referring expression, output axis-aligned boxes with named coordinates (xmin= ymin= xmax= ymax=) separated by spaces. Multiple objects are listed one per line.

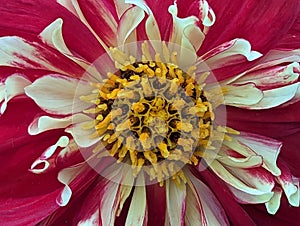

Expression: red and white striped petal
xmin=165 ymin=179 xmax=186 ymax=226
xmin=77 ymin=0 xmax=118 ymax=47
xmin=0 ymin=74 xmax=31 ymax=114
xmin=277 ymin=163 xmax=300 ymax=207
xmin=25 ymin=74 xmax=92 ymax=115
xmin=228 ymin=62 xmax=300 ymax=90
xmin=209 ymin=160 xmax=275 ymax=196
xmin=39 ymin=17 xmax=101 ymax=79
xmin=186 ymin=171 xmax=229 ymax=226
xmin=222 ymin=83 xmax=263 ymax=107
xmin=0 ymin=36 xmax=84 ymax=77
xmin=78 ymin=209 xmax=100 ymax=226
xmin=231 ymin=132 xmax=282 ymax=176
xmin=197 ymin=39 xmax=262 ymax=71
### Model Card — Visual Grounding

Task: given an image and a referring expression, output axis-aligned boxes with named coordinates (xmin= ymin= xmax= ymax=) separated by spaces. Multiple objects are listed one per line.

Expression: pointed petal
xmin=165 ymin=179 xmax=186 ymax=226
xmin=117 ymin=6 xmax=145 ymax=46
xmin=125 ymin=175 xmax=147 ymax=226
xmin=25 ymin=74 xmax=92 ymax=115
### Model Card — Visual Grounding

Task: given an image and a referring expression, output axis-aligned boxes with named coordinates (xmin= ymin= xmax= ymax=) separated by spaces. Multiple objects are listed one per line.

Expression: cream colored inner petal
xmin=25 ymin=75 xmax=92 ymax=115
xmin=222 ymin=83 xmax=263 ymax=107
xmin=246 ymin=82 xmax=299 ymax=109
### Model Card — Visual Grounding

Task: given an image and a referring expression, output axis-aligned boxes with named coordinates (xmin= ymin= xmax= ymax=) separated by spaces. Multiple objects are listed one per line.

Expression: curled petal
xmin=0 ymin=74 xmax=31 ymax=115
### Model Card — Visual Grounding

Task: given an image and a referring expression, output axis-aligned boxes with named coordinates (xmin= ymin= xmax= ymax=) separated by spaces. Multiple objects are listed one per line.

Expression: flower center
xmin=81 ymin=57 xmax=214 ymax=184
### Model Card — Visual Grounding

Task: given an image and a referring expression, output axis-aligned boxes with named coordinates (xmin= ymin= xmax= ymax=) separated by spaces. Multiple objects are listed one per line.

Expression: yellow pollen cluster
xmin=79 ymin=42 xmax=223 ymax=185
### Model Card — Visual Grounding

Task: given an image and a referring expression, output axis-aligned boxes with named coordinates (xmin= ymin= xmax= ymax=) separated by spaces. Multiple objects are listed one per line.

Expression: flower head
xmin=0 ymin=0 xmax=300 ymax=225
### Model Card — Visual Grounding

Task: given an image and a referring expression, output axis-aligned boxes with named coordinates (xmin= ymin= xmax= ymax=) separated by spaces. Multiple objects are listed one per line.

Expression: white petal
xmin=265 ymin=188 xmax=282 ymax=215
xmin=57 ymin=163 xmax=87 ymax=206
xmin=217 ymin=154 xmax=263 ymax=169
xmin=166 ymin=179 xmax=186 ymax=226
xmin=168 ymin=3 xmax=200 ymax=63
xmin=228 ymin=183 xmax=274 ymax=204
xmin=125 ymin=175 xmax=147 ymax=226
xmin=247 ymin=82 xmax=299 ymax=109
xmin=117 ymin=6 xmax=145 ymax=47
xmin=28 ymin=113 xmax=90 ymax=135
xmin=223 ymin=83 xmax=263 ymax=107
xmin=65 ymin=115 xmax=100 ymax=148
xmin=25 ymin=74 xmax=92 ymax=115
xmin=0 ymin=74 xmax=31 ymax=114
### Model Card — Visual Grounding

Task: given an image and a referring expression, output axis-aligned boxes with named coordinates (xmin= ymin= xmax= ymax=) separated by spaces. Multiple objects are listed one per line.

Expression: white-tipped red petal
xmin=39 ymin=17 xmax=101 ymax=79
xmin=25 ymin=74 xmax=92 ymax=115
xmin=30 ymin=136 xmax=69 ymax=174
xmin=0 ymin=74 xmax=31 ymax=114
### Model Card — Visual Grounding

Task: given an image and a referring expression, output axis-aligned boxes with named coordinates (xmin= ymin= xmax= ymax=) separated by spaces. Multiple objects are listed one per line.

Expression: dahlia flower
xmin=0 ymin=0 xmax=300 ymax=225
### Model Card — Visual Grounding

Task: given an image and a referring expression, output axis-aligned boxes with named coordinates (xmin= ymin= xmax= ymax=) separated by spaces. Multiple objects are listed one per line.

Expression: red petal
xmin=201 ymin=0 xmax=300 ymax=54
xmin=0 ymin=0 xmax=105 ymax=63
xmin=226 ymin=102 xmax=300 ymax=139
xmin=144 ymin=0 xmax=173 ymax=40
xmin=243 ymin=197 xmax=300 ymax=225
xmin=197 ymin=168 xmax=256 ymax=226
xmin=146 ymin=183 xmax=166 ymax=225
xmin=276 ymin=13 xmax=300 ymax=49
